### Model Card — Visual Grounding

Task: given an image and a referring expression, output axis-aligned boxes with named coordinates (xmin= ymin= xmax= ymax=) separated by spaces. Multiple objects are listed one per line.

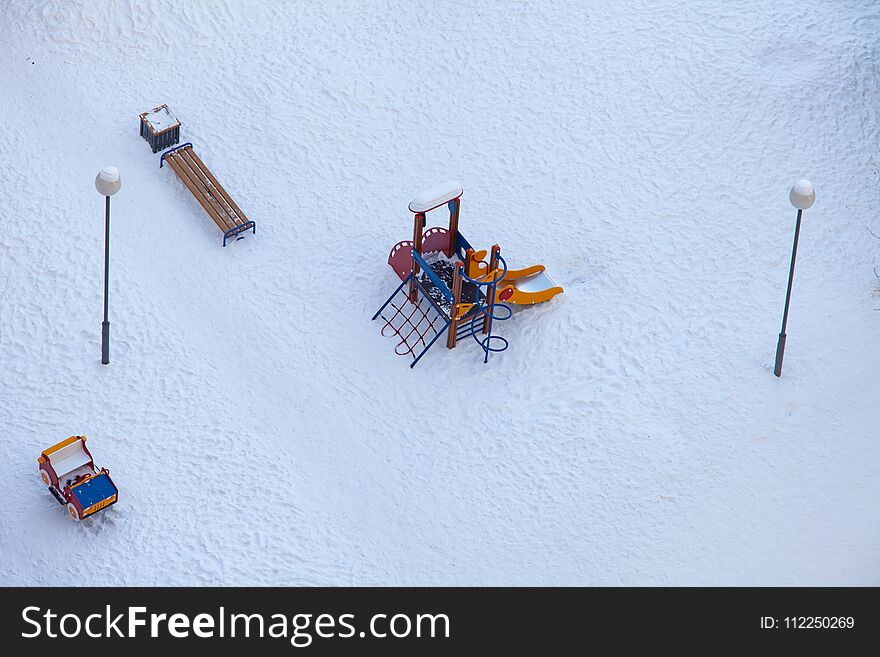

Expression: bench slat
xmin=165 ymin=153 xmax=231 ymax=231
xmin=177 ymin=149 xmax=242 ymax=225
xmin=171 ymin=150 xmax=237 ymax=230
xmin=165 ymin=154 xmax=235 ymax=232
xmin=182 ymin=149 xmax=250 ymax=227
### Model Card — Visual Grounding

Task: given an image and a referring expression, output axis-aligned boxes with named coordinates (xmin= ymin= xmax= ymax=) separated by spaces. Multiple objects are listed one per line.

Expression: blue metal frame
xmin=160 ymin=142 xmax=193 ymax=168
xmin=409 ymin=318 xmax=450 ymax=368
xmin=458 ymin=253 xmax=512 ymax=364
xmin=454 ymin=231 xmax=474 ymax=261
xmin=373 ymin=272 xmax=452 ymax=368
xmin=372 ymin=272 xmax=451 ymax=324
xmin=411 ymin=274 xmax=451 ymax=321
xmin=223 ymin=221 xmax=256 ymax=247
xmin=411 ymin=249 xmax=453 ymax=301
xmin=372 ymin=274 xmax=409 ymax=321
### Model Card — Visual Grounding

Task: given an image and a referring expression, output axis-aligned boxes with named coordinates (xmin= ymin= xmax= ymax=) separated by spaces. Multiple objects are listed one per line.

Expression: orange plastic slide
xmin=494 ymin=264 xmax=564 ymax=305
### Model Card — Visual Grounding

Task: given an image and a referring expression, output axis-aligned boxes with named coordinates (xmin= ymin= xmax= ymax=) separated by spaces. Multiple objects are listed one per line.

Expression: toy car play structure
xmin=38 ymin=436 xmax=118 ymax=521
xmin=373 ymin=181 xmax=563 ymax=367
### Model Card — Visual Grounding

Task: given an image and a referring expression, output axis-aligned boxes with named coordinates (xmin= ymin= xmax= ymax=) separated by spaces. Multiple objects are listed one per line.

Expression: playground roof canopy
xmin=408 ymin=181 xmax=463 ymax=214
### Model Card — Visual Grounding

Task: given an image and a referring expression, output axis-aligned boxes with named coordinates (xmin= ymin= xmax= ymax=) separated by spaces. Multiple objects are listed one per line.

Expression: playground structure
xmin=38 ymin=436 xmax=118 ymax=521
xmin=139 ymin=105 xmax=255 ymax=246
xmin=160 ymin=143 xmax=256 ymax=246
xmin=373 ymin=182 xmax=563 ymax=367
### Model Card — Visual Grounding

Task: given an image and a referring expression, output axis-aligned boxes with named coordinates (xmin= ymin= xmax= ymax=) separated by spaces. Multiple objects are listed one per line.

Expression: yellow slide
xmin=494 ymin=264 xmax=564 ymax=305
xmin=466 ymin=250 xmax=563 ymax=305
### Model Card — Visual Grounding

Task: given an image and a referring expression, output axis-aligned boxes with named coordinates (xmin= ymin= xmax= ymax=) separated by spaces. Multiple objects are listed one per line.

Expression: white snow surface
xmin=1 ymin=0 xmax=879 ymax=586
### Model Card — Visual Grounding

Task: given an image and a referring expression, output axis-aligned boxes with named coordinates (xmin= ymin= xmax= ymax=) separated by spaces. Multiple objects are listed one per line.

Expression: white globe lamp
xmin=95 ymin=166 xmax=122 ymax=197
xmin=789 ymin=179 xmax=815 ymax=210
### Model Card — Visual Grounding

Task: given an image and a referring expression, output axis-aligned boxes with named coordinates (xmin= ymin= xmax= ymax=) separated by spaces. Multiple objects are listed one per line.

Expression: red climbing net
xmin=377 ymin=284 xmax=447 ymax=357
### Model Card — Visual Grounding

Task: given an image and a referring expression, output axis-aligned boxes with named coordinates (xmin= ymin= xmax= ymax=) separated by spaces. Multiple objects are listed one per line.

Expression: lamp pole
xmin=95 ymin=167 xmax=121 ymax=365
xmin=774 ymin=179 xmax=815 ymax=377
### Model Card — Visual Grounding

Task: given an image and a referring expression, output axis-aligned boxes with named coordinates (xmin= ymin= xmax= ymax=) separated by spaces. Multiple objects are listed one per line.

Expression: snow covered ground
xmin=1 ymin=0 xmax=878 ymax=585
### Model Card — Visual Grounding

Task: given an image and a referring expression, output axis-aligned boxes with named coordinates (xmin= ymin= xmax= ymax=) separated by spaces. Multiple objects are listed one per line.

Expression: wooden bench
xmin=160 ymin=143 xmax=256 ymax=246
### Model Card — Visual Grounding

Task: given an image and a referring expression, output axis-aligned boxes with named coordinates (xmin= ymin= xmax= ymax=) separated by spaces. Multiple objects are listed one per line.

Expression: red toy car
xmin=38 ymin=436 xmax=118 ymax=521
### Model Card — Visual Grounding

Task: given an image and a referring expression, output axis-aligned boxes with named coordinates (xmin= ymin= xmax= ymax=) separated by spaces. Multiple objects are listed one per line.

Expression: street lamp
xmin=773 ymin=179 xmax=815 ymax=377
xmin=94 ymin=166 xmax=121 ymax=365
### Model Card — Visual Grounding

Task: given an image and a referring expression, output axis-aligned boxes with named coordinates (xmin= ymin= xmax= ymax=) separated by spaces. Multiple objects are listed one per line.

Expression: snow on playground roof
xmin=408 ymin=181 xmax=463 ymax=213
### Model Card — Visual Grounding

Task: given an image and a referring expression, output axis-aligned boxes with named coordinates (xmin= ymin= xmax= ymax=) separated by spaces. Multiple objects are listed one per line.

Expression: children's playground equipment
xmin=373 ymin=182 xmax=563 ymax=367
xmin=160 ymin=143 xmax=256 ymax=246
xmin=139 ymin=104 xmax=255 ymax=246
xmin=38 ymin=436 xmax=118 ymax=521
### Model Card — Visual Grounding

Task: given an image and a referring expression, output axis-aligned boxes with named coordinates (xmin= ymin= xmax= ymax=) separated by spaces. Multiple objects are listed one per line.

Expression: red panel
xmin=388 ymin=240 xmax=414 ymax=281
xmin=422 ymin=227 xmax=451 ymax=257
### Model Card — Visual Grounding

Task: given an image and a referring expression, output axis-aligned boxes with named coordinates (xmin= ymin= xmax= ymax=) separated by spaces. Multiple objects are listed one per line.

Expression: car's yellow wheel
xmin=67 ymin=503 xmax=80 ymax=521
xmin=40 ymin=470 xmax=51 ymax=486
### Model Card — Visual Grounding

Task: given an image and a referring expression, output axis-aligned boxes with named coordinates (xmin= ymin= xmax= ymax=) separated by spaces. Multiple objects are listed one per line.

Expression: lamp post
xmin=774 ymin=179 xmax=815 ymax=377
xmin=94 ymin=167 xmax=121 ymax=365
